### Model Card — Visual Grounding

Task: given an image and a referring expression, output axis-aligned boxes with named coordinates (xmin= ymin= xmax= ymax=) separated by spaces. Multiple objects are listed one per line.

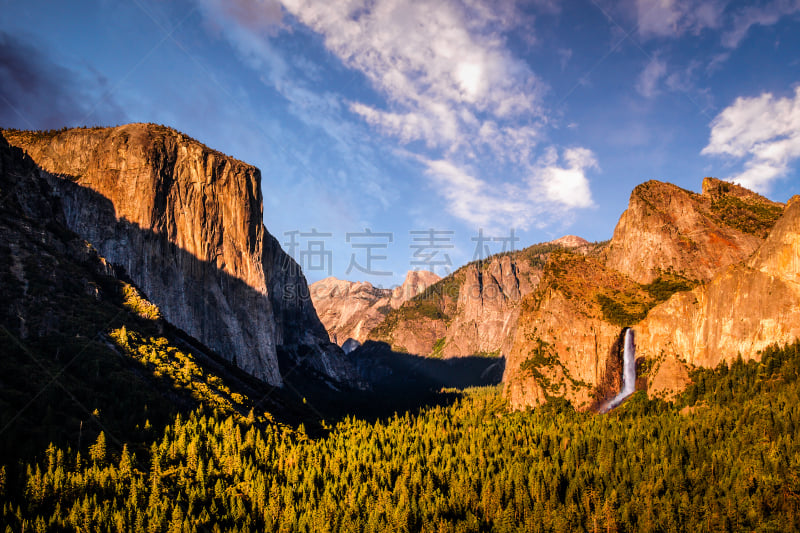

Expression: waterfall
xmin=601 ymin=328 xmax=636 ymax=412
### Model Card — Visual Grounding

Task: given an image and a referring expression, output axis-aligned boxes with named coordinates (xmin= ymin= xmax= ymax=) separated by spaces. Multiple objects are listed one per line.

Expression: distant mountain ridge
xmin=317 ymin=176 xmax=792 ymax=411
xmin=310 ymin=270 xmax=440 ymax=346
xmin=364 ymin=236 xmax=599 ymax=358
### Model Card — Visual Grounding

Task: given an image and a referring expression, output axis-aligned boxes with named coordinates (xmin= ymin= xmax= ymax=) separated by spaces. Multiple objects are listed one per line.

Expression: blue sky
xmin=2 ymin=0 xmax=800 ymax=286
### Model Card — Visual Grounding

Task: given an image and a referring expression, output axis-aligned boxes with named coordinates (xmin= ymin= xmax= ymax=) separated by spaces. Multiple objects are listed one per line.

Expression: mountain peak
xmin=701 ymin=177 xmax=781 ymax=205
xmin=311 ymin=270 xmax=441 ymax=345
xmin=606 ymin=177 xmax=782 ymax=284
xmin=549 ymin=235 xmax=590 ymax=248
xmin=392 ymin=270 xmax=441 ymax=303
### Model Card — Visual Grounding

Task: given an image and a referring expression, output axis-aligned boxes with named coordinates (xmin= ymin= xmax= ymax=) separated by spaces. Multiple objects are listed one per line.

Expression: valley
xmin=1 ymin=124 xmax=799 ymax=531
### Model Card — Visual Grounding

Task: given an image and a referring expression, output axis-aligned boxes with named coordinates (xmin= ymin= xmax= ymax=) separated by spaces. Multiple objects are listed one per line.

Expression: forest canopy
xmin=2 ymin=341 xmax=800 ymax=532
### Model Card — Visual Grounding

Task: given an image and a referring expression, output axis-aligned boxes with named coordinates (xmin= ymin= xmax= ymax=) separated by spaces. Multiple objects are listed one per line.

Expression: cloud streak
xmin=280 ymin=0 xmax=544 ymax=146
xmin=195 ymin=0 xmax=396 ymax=211
xmin=634 ymin=0 xmax=725 ymax=39
xmin=421 ymin=146 xmax=596 ymax=232
xmin=636 ymin=56 xmax=667 ymax=98
xmin=722 ymin=0 xmax=800 ymax=48
xmin=702 ymin=86 xmax=800 ymax=192
xmin=633 ymin=0 xmax=800 ymax=49
xmin=275 ymin=0 xmax=596 ymax=229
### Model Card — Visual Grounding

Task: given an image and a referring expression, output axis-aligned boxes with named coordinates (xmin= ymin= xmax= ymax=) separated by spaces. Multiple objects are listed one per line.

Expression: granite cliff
xmin=310 ymin=270 xmax=440 ymax=346
xmin=502 ymin=251 xmax=663 ymax=410
xmin=367 ymin=238 xmax=594 ymax=358
xmin=504 ymin=178 xmax=787 ymax=410
xmin=605 ymin=178 xmax=783 ymax=284
xmin=637 ymin=195 xmax=800 ymax=371
xmin=4 ymin=124 xmax=352 ymax=386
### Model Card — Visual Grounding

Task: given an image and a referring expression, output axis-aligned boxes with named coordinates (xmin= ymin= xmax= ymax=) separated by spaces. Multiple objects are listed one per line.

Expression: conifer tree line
xmin=2 ymin=341 xmax=800 ymax=532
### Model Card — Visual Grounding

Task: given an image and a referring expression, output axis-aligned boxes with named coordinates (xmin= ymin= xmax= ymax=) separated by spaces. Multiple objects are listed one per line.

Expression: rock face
xmin=503 ymin=178 xmax=788 ymax=410
xmin=437 ymin=255 xmax=538 ymax=358
xmin=503 ymin=252 xmax=643 ymax=410
xmin=605 ymin=178 xmax=783 ymax=284
xmin=4 ymin=124 xmax=351 ymax=386
xmin=368 ymin=240 xmax=594 ymax=358
xmin=390 ymin=270 xmax=442 ymax=307
xmin=637 ymin=196 xmax=800 ymax=369
xmin=310 ymin=270 xmax=440 ymax=345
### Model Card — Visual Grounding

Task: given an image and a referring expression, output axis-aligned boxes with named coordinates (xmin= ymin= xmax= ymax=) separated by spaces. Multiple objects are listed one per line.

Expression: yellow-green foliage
xmin=598 ymin=273 xmax=696 ymax=326
xmin=121 ymin=283 xmax=161 ymax=321
xmin=109 ymin=327 xmax=261 ymax=422
xmin=430 ymin=337 xmax=446 ymax=358
xmin=4 ymin=341 xmax=800 ymax=532
xmin=711 ymin=191 xmax=784 ymax=237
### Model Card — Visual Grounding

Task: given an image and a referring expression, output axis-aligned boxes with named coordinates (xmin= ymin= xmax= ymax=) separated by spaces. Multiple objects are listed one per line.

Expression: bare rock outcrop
xmin=4 ymin=124 xmax=352 ymax=386
xmin=605 ymin=178 xmax=782 ymax=284
xmin=310 ymin=270 xmax=440 ymax=345
xmin=368 ymin=242 xmax=571 ymax=357
xmin=637 ymin=195 xmax=800 ymax=369
xmin=437 ymin=255 xmax=538 ymax=358
xmin=390 ymin=270 xmax=441 ymax=307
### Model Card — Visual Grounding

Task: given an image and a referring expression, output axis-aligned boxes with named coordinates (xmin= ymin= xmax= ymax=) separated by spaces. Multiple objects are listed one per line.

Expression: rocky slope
xmin=605 ymin=178 xmax=783 ymax=284
xmin=637 ymin=195 xmax=800 ymax=370
xmin=310 ymin=270 xmax=440 ymax=345
xmin=503 ymin=252 xmax=648 ymax=410
xmin=367 ymin=238 xmax=596 ymax=358
xmin=4 ymin=124 xmax=352 ymax=386
xmin=504 ymin=178 xmax=788 ymax=410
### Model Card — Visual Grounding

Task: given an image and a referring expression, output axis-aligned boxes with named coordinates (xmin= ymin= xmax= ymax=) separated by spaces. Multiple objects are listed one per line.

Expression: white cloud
xmin=276 ymin=0 xmax=596 ymax=228
xmin=535 ymin=147 xmax=597 ymax=208
xmin=422 ymin=147 xmax=597 ymax=231
xmin=636 ymin=56 xmax=667 ymax=98
xmin=197 ymin=0 xmax=597 ymax=230
xmin=194 ymin=0 xmax=396 ymax=210
xmin=702 ymin=86 xmax=800 ymax=192
xmin=279 ymin=0 xmax=544 ymax=145
xmin=722 ymin=0 xmax=800 ymax=48
xmin=423 ymin=159 xmax=532 ymax=231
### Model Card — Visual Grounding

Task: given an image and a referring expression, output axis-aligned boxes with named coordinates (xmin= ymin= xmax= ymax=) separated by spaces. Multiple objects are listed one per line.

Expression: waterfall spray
xmin=602 ymin=328 xmax=636 ymax=412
